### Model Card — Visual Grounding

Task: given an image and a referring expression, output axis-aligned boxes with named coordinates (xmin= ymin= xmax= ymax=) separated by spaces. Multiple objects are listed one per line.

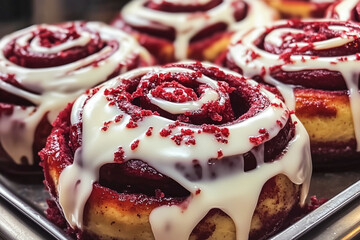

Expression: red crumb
xmin=168 ymin=121 xmax=183 ymax=129
xmin=101 ymin=120 xmax=113 ymax=131
xmin=337 ymin=57 xmax=348 ymax=61
xmin=269 ymin=65 xmax=282 ymax=73
xmin=249 ymin=128 xmax=269 ymax=145
xmin=150 ymin=81 xmax=198 ymax=103
xmin=114 ymin=147 xmax=125 ymax=163
xmin=279 ymin=51 xmax=294 ymax=64
xmin=185 ymin=138 xmax=196 ymax=145
xmin=146 ymin=127 xmax=153 ymax=136
xmin=217 ymin=150 xmax=223 ymax=158
xmin=201 ymin=125 xmax=230 ymax=143
xmin=171 ymin=134 xmax=183 ymax=145
xmin=271 ymin=102 xmax=283 ymax=108
xmin=114 ymin=115 xmax=123 ymax=123
xmin=170 ymin=132 xmax=196 ymax=145
xmin=250 ymin=50 xmax=260 ymax=60
xmin=38 ymin=26 xmax=80 ymax=47
xmin=307 ymin=196 xmax=328 ymax=212
xmin=160 ymin=128 xmax=172 ymax=137
xmin=181 ymin=128 xmax=195 ymax=135
xmin=260 ymin=66 xmax=266 ymax=77
xmin=126 ymin=119 xmax=138 ymax=128
xmin=131 ymin=139 xmax=140 ymax=150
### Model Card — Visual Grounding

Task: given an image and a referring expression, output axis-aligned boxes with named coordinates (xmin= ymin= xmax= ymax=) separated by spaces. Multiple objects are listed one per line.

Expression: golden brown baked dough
xmin=41 ymin=63 xmax=311 ymax=240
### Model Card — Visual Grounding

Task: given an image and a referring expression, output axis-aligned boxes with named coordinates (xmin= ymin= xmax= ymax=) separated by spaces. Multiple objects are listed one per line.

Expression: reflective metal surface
xmin=271 ymin=180 xmax=360 ymax=240
xmin=0 ymin=197 xmax=53 ymax=240
xmin=0 ymin=171 xmax=360 ymax=239
xmin=0 ymin=175 xmax=71 ymax=240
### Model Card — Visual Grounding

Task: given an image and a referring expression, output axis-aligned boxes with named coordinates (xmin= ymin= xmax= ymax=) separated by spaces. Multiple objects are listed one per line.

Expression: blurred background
xmin=0 ymin=0 xmax=131 ymax=37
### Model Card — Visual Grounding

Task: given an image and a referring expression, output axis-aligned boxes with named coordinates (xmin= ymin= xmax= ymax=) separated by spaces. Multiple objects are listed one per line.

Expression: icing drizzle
xmin=326 ymin=0 xmax=360 ymax=21
xmin=58 ymin=63 xmax=311 ymax=240
xmin=120 ymin=0 xmax=276 ymax=60
xmin=227 ymin=19 xmax=360 ymax=151
xmin=0 ymin=21 xmax=153 ymax=164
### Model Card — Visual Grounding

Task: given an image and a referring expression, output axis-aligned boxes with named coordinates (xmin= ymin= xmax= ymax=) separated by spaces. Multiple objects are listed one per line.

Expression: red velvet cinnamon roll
xmin=264 ymin=0 xmax=335 ymax=18
xmin=218 ymin=19 xmax=360 ymax=168
xmin=111 ymin=0 xmax=277 ymax=64
xmin=40 ymin=62 xmax=311 ymax=240
xmin=0 ymin=21 xmax=154 ymax=179
xmin=326 ymin=0 xmax=360 ymax=21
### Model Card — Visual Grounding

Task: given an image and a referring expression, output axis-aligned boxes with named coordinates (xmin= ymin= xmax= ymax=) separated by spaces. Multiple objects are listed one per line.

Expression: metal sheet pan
xmin=0 ymin=172 xmax=359 ymax=240
xmin=0 ymin=175 xmax=71 ymax=240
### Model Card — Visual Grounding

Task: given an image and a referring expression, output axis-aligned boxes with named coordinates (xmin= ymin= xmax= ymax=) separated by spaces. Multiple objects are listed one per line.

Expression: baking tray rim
xmin=0 ymin=176 xmax=359 ymax=240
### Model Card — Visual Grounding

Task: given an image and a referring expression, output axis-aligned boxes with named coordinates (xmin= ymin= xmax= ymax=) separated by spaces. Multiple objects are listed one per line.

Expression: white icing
xmin=266 ymin=27 xmax=355 ymax=50
xmin=30 ymin=32 xmax=92 ymax=54
xmin=149 ymin=88 xmax=220 ymax=114
xmin=265 ymin=28 xmax=305 ymax=47
xmin=152 ymin=0 xmax=212 ymax=5
xmin=120 ymin=0 xmax=277 ymax=60
xmin=0 ymin=21 xmax=153 ymax=164
xmin=58 ymin=64 xmax=312 ymax=239
xmin=312 ymin=35 xmax=354 ymax=49
xmin=228 ymin=19 xmax=360 ymax=151
xmin=327 ymin=0 xmax=359 ymax=20
xmin=147 ymin=69 xmax=224 ymax=114
xmin=312 ymin=0 xmax=335 ymax=2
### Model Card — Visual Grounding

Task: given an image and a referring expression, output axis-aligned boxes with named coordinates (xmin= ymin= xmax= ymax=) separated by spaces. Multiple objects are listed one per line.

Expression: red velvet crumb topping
xmin=249 ymin=128 xmax=270 ymax=146
xmin=3 ymin=22 xmax=107 ymax=68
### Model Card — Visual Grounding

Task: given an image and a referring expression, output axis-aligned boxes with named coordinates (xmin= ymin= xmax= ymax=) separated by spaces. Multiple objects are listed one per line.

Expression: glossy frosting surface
xmin=120 ymin=0 xmax=276 ymax=60
xmin=57 ymin=63 xmax=311 ymax=240
xmin=224 ymin=19 xmax=360 ymax=151
xmin=0 ymin=21 xmax=152 ymax=164
xmin=326 ymin=0 xmax=360 ymax=21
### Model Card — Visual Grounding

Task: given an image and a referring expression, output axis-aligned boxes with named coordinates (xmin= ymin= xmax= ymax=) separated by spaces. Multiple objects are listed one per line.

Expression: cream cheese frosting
xmin=120 ymin=0 xmax=276 ymax=60
xmin=57 ymin=63 xmax=312 ymax=240
xmin=0 ymin=21 xmax=153 ymax=164
xmin=227 ymin=19 xmax=360 ymax=151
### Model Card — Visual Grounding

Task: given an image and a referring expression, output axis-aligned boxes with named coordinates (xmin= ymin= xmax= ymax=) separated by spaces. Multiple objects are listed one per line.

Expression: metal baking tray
xmin=0 ymin=172 xmax=359 ymax=240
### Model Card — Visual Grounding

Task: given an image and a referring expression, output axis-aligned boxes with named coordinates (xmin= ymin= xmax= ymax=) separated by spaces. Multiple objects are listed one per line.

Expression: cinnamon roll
xmin=265 ymin=0 xmax=334 ymax=18
xmin=40 ymin=62 xmax=311 ymax=240
xmin=0 ymin=21 xmax=154 ymax=179
xmin=326 ymin=0 xmax=360 ymax=21
xmin=111 ymin=0 xmax=277 ymax=64
xmin=218 ymin=19 xmax=360 ymax=168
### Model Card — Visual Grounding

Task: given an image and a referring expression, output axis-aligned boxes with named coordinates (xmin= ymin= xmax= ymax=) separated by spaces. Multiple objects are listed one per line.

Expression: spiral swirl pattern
xmin=265 ymin=0 xmax=334 ymax=18
xmin=326 ymin=0 xmax=360 ymax=21
xmin=113 ymin=0 xmax=276 ymax=62
xmin=0 ymin=21 xmax=153 ymax=165
xmin=221 ymin=20 xmax=360 ymax=154
xmin=54 ymin=62 xmax=311 ymax=240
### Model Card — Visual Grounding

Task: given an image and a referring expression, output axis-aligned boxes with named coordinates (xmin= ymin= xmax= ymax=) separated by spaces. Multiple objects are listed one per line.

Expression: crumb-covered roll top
xmin=265 ymin=0 xmax=334 ymax=18
xmin=0 ymin=21 xmax=154 ymax=165
xmin=326 ymin=0 xmax=360 ymax=21
xmin=220 ymin=19 xmax=360 ymax=151
xmin=43 ymin=62 xmax=311 ymax=240
xmin=113 ymin=0 xmax=277 ymax=63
